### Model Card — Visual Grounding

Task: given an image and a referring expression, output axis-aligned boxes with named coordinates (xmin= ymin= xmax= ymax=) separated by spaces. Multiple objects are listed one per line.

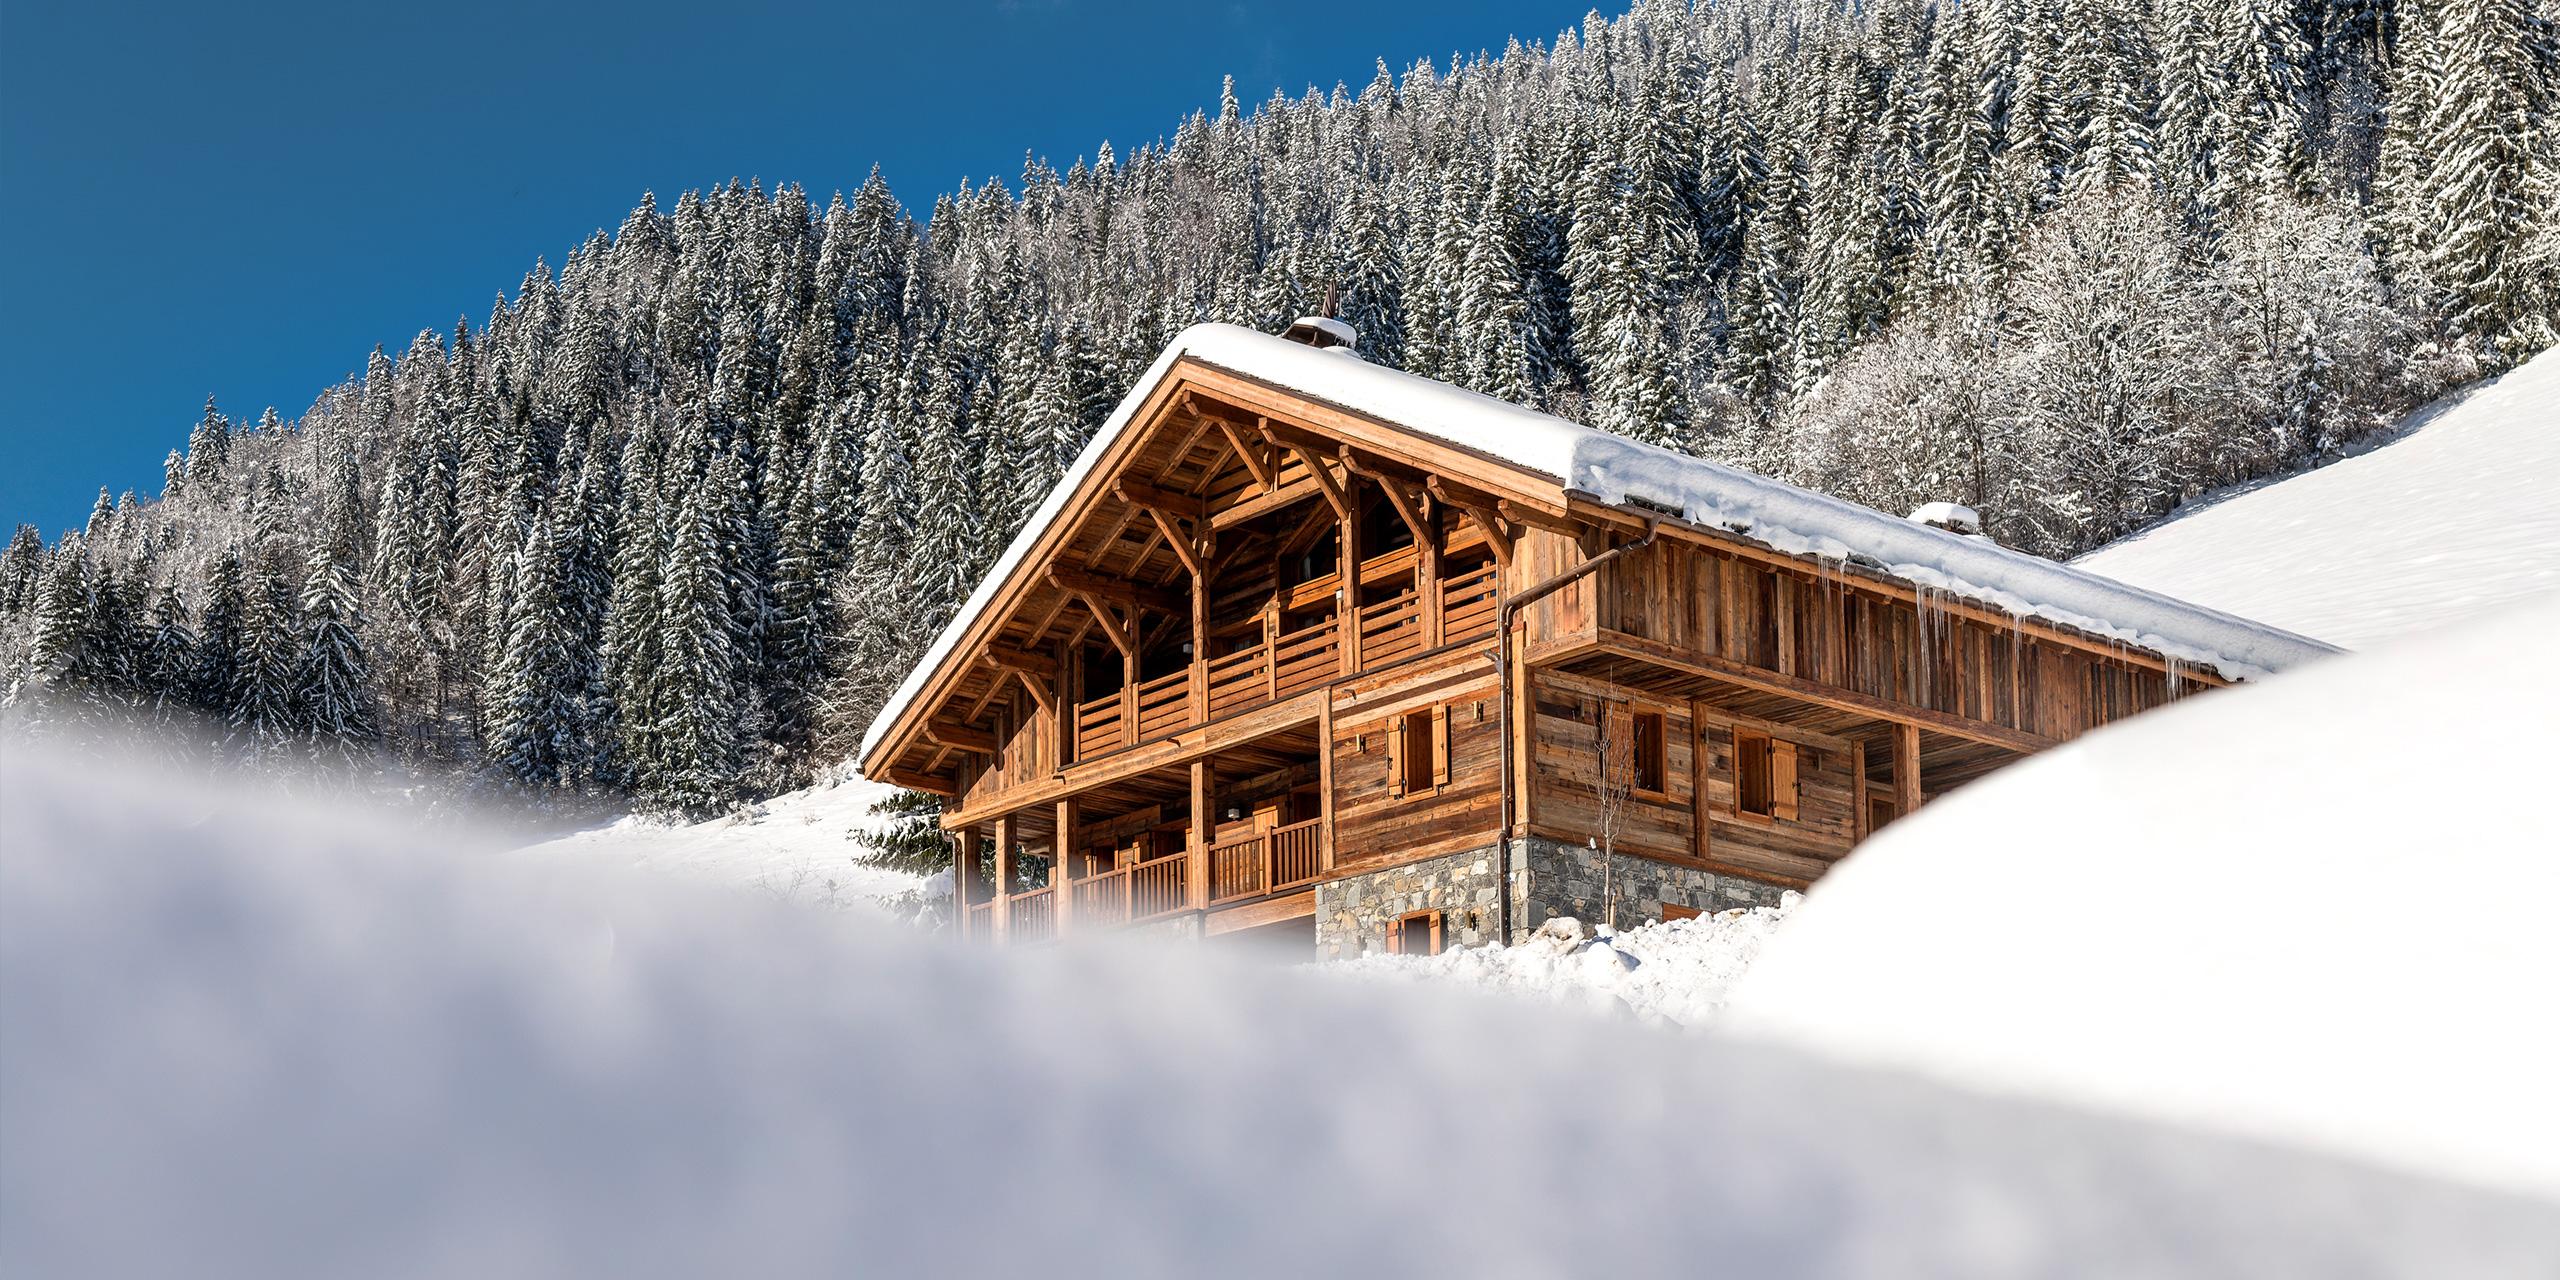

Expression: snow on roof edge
xmin=859 ymin=324 xmax=2339 ymax=768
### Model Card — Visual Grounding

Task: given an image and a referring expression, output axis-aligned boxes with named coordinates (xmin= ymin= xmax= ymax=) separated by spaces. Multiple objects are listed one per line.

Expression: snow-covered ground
xmin=2076 ymin=345 xmax=2560 ymax=649
xmin=1730 ymin=596 xmax=2560 ymax=1201
xmin=512 ymin=767 xmax=921 ymax=912
xmin=1331 ymin=896 xmax=1800 ymax=1027
xmin=9 ymin=743 xmax=2559 ymax=1277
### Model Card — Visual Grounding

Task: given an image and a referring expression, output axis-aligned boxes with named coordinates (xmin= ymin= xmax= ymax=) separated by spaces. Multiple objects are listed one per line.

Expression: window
xmin=1733 ymin=728 xmax=1800 ymax=821
xmin=1631 ymin=710 xmax=1666 ymax=795
xmin=1387 ymin=707 xmax=1447 ymax=796
xmin=1386 ymin=910 xmax=1444 ymax=955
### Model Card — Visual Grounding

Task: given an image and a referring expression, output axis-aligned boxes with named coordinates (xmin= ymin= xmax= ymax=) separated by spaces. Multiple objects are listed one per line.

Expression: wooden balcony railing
xmin=1074 ymin=696 xmax=1124 ymax=759
xmin=963 ymin=900 xmax=995 ymax=939
xmin=1057 ymin=568 xmax=1497 ymax=765
xmin=1205 ymin=644 xmax=1269 ymax=718
xmin=1007 ymin=886 xmax=1058 ymax=944
xmin=1207 ymin=818 xmax=1326 ymax=905
xmin=1442 ymin=561 xmax=1499 ymax=642
xmin=1273 ymin=624 xmax=1336 ymax=699
xmin=1135 ymin=670 xmax=1189 ymax=740
xmin=1358 ymin=593 xmax=1423 ymax=667
xmin=1065 ymin=857 xmax=1192 ymax=930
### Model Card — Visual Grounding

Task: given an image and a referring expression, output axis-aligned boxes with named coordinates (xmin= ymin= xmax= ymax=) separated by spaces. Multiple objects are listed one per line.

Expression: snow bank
xmin=863 ymin=325 xmax=2334 ymax=762
xmin=513 ymin=766 xmax=920 ymax=912
xmin=2076 ymin=345 xmax=2560 ymax=649
xmin=1727 ymin=596 xmax=2560 ymax=1202
xmin=11 ymin=745 xmax=2558 ymax=1277
xmin=1332 ymin=898 xmax=1800 ymax=1027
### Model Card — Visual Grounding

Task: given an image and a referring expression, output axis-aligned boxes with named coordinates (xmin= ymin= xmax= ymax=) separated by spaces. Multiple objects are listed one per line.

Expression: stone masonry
xmin=1315 ymin=838 xmax=1789 ymax=958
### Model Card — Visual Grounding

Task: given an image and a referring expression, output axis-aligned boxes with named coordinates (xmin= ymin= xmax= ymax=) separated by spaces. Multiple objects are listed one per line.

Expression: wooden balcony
xmin=1062 ymin=856 xmax=1191 ymax=930
xmin=1070 ymin=604 xmax=1416 ymax=763
xmin=961 ymin=817 xmax=1328 ymax=943
xmin=1207 ymin=818 xmax=1324 ymax=905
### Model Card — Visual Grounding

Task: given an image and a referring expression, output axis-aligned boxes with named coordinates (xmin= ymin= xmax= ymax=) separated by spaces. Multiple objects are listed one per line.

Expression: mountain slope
xmin=2074 ymin=346 xmax=2560 ymax=649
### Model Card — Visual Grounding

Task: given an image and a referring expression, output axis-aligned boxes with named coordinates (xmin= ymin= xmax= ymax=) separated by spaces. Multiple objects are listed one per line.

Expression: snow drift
xmin=2076 ymin=344 xmax=2560 ymax=649
xmin=9 ymin=744 xmax=2560 ymax=1277
xmin=1728 ymin=595 xmax=2560 ymax=1202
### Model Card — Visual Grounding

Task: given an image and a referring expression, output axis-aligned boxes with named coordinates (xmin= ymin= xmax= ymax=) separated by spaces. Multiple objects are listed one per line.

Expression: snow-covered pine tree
xmin=297 ymin=544 xmax=379 ymax=763
xmin=649 ymin=443 xmax=750 ymax=815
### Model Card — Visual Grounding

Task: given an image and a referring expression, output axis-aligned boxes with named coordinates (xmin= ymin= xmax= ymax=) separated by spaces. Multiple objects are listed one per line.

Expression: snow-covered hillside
xmin=9 ymin=744 xmax=2558 ymax=1277
xmin=514 ymin=768 xmax=921 ymax=912
xmin=2075 ymin=345 xmax=2560 ymax=649
xmin=1728 ymin=597 xmax=2560 ymax=1201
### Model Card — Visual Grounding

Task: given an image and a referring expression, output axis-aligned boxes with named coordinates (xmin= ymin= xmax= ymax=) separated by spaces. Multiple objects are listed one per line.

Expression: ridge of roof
xmin=857 ymin=324 xmax=2339 ymax=768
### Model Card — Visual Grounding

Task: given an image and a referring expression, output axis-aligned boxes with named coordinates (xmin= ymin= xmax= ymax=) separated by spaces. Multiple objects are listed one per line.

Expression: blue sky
xmin=0 ymin=0 xmax=1584 ymax=539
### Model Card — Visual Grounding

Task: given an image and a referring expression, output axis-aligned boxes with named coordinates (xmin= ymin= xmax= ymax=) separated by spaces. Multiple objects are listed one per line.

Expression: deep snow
xmin=8 ymin=744 xmax=2558 ymax=1278
xmin=2076 ymin=344 xmax=2560 ymax=649
xmin=1330 ymin=897 xmax=1801 ymax=1027
xmin=1728 ymin=596 xmax=2560 ymax=1202
xmin=513 ymin=766 xmax=921 ymax=912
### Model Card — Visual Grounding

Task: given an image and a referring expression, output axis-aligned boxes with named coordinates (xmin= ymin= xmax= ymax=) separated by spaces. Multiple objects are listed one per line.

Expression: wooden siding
xmin=1522 ymin=669 xmax=1696 ymax=866
xmin=1591 ymin=537 xmax=2201 ymax=747
xmin=1693 ymin=709 xmax=1859 ymax=887
xmin=1328 ymin=649 xmax=1503 ymax=869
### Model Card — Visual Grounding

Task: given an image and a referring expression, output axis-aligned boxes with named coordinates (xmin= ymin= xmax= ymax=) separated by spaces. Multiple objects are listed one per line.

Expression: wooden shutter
xmin=1431 ymin=705 xmax=1452 ymax=786
xmin=1772 ymin=740 xmax=1800 ymax=822
xmin=1386 ymin=714 xmax=1407 ymax=798
xmin=1427 ymin=911 xmax=1444 ymax=954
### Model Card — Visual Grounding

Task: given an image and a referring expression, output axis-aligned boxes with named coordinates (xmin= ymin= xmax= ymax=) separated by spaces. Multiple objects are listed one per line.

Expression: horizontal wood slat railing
xmin=1359 ymin=594 xmax=1423 ymax=667
xmin=1074 ymin=696 xmax=1125 ymax=759
xmin=1207 ymin=818 xmax=1325 ymax=905
xmin=1272 ymin=624 xmax=1337 ymax=699
xmin=1135 ymin=671 xmax=1190 ymax=739
xmin=1054 ymin=579 xmax=1477 ymax=765
xmin=1007 ymin=887 xmax=1057 ymax=945
xmin=1441 ymin=562 xmax=1499 ymax=643
xmin=1205 ymin=645 xmax=1268 ymax=718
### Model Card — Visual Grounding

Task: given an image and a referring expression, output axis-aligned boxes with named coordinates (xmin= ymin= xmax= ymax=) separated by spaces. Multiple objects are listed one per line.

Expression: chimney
xmin=1907 ymin=501 xmax=1986 ymax=539
xmin=1281 ymin=315 xmax=1362 ymax=358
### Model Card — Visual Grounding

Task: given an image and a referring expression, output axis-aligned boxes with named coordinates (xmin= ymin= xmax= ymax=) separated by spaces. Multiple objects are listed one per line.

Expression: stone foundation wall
xmin=1315 ymin=849 xmax=1507 ymax=959
xmin=1316 ymin=839 xmax=1789 ymax=957
xmin=1516 ymin=839 xmax=1789 ymax=933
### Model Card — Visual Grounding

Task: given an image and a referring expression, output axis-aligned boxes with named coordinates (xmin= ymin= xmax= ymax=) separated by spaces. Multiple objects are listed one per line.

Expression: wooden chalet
xmin=857 ymin=319 xmax=2336 ymax=956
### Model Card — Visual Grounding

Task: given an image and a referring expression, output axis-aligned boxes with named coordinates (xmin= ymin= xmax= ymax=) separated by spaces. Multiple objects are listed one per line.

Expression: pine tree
xmin=298 ymin=550 xmax=380 ymax=760
xmin=230 ymin=564 xmax=303 ymax=766
xmin=0 ymin=526 xmax=41 ymax=615
xmin=650 ymin=445 xmax=749 ymax=815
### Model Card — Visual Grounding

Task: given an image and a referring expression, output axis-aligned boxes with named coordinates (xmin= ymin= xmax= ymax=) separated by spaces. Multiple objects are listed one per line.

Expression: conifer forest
xmin=4 ymin=0 xmax=2554 ymax=814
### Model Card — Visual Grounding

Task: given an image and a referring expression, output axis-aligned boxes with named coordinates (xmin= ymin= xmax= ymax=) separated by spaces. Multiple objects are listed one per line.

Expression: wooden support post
xmin=1318 ymin=697 xmax=1336 ymax=872
xmin=950 ymin=830 xmax=971 ymax=936
xmin=1892 ymin=723 xmax=1923 ymax=818
xmin=1690 ymin=697 xmax=1711 ymax=864
xmin=1055 ymin=796 xmax=1078 ymax=935
xmin=992 ymin=813 xmax=1014 ymax=941
xmin=1340 ymin=482 xmax=1362 ymax=676
xmin=1121 ymin=647 xmax=1138 ymax=749
xmin=1190 ymin=548 xmax=1208 ymax=728
xmin=1189 ymin=759 xmax=1211 ymax=912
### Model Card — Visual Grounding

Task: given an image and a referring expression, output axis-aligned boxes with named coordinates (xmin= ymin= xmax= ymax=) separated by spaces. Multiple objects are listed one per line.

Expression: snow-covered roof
xmin=859 ymin=324 xmax=2339 ymax=765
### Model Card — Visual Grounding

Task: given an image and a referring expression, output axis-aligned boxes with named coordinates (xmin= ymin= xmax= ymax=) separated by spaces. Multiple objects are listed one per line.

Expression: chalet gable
xmin=858 ymin=324 xmax=2337 ymax=793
